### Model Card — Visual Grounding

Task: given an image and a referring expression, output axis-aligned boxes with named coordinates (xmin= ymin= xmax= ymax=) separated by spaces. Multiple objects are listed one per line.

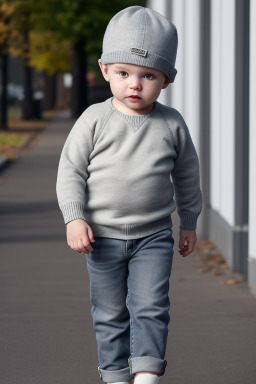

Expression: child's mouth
xmin=128 ymin=95 xmax=141 ymax=102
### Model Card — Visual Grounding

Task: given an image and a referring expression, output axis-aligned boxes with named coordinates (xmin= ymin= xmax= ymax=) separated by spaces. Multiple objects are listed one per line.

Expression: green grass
xmin=0 ymin=132 xmax=26 ymax=147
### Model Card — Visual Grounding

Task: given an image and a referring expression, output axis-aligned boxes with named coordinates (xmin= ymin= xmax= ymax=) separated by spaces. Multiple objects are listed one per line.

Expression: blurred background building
xmin=147 ymin=0 xmax=256 ymax=297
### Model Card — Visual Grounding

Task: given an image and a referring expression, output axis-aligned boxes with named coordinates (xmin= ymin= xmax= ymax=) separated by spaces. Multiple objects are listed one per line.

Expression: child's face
xmin=99 ymin=61 xmax=170 ymax=115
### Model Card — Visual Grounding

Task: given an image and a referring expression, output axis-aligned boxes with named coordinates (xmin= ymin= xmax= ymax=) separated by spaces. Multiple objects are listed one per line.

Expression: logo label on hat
xmin=131 ymin=47 xmax=148 ymax=57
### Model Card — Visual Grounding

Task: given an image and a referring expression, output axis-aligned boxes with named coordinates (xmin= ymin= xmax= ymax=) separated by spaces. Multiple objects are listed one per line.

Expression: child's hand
xmin=178 ymin=229 xmax=197 ymax=257
xmin=66 ymin=219 xmax=95 ymax=254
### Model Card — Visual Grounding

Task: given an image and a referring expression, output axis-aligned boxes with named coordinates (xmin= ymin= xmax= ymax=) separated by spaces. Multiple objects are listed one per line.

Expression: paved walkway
xmin=0 ymin=111 xmax=256 ymax=384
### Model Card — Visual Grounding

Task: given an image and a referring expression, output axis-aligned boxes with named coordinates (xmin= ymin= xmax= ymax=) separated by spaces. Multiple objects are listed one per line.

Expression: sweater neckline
xmin=107 ymin=97 xmax=158 ymax=132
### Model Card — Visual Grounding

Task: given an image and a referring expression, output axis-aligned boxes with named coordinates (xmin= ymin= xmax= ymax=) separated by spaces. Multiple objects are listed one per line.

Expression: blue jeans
xmin=86 ymin=227 xmax=174 ymax=383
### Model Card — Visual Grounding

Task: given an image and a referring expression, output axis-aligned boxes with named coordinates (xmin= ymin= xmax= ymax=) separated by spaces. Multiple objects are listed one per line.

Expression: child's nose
xmin=129 ymin=76 xmax=142 ymax=90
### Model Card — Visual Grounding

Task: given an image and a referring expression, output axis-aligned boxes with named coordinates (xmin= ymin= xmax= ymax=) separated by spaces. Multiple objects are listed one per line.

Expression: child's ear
xmin=162 ymin=75 xmax=170 ymax=89
xmin=98 ymin=60 xmax=109 ymax=82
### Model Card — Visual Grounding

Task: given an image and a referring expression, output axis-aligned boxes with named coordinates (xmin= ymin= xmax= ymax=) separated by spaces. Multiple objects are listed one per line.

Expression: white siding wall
xmin=249 ymin=0 xmax=256 ymax=260
xmin=210 ymin=0 xmax=235 ymax=226
xmin=166 ymin=0 xmax=185 ymax=115
xmin=148 ymin=0 xmax=255 ymax=295
xmin=210 ymin=0 xmax=221 ymax=212
xmin=167 ymin=0 xmax=201 ymax=153
xmin=146 ymin=0 xmax=166 ymax=15
xmin=146 ymin=0 xmax=169 ymax=106
xmin=183 ymin=0 xmax=200 ymax=152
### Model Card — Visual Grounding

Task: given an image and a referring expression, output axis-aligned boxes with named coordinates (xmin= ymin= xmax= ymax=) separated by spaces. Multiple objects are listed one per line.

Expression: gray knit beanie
xmin=100 ymin=6 xmax=178 ymax=83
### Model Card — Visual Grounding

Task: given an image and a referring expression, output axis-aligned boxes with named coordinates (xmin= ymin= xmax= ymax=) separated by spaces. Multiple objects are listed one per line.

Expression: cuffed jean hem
xmin=129 ymin=356 xmax=167 ymax=376
xmin=98 ymin=365 xmax=134 ymax=382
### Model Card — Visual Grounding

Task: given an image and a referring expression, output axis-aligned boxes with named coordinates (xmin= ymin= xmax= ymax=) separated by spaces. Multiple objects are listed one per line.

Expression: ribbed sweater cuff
xmin=179 ymin=211 xmax=199 ymax=230
xmin=61 ymin=202 xmax=86 ymax=224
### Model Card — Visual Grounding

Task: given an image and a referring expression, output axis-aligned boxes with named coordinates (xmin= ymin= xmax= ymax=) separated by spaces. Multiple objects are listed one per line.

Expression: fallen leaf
xmin=220 ymin=276 xmax=244 ymax=285
xmin=196 ymin=240 xmax=216 ymax=254
xmin=197 ymin=266 xmax=213 ymax=274
xmin=195 ymin=239 xmax=213 ymax=251
xmin=204 ymin=243 xmax=216 ymax=250
xmin=211 ymin=268 xmax=224 ymax=276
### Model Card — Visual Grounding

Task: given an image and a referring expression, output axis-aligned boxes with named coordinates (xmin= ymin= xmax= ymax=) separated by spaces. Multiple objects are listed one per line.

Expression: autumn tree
xmin=39 ymin=0 xmax=145 ymax=117
xmin=2 ymin=0 xmax=145 ymax=122
xmin=0 ymin=0 xmax=13 ymax=130
xmin=29 ymin=31 xmax=71 ymax=110
xmin=4 ymin=0 xmax=70 ymax=119
xmin=7 ymin=0 xmax=46 ymax=120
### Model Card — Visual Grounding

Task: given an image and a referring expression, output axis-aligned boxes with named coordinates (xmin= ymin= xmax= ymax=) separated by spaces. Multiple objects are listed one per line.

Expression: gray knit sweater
xmin=56 ymin=98 xmax=202 ymax=239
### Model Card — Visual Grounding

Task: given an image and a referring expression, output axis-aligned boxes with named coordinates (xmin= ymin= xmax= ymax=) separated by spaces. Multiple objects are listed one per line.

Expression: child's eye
xmin=145 ymin=74 xmax=153 ymax=80
xmin=119 ymin=71 xmax=128 ymax=78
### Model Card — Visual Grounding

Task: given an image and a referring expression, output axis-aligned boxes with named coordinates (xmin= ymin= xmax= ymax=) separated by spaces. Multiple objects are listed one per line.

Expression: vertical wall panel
xmin=183 ymin=0 xmax=201 ymax=152
xmin=210 ymin=0 xmax=221 ymax=211
xmin=168 ymin=0 xmax=200 ymax=151
xmin=168 ymin=0 xmax=185 ymax=115
xmin=146 ymin=0 xmax=168 ymax=105
xmin=220 ymin=0 xmax=235 ymax=225
xmin=146 ymin=0 xmax=166 ymax=15
xmin=210 ymin=0 xmax=235 ymax=226
xmin=249 ymin=0 xmax=256 ymax=260
xmin=249 ymin=0 xmax=256 ymax=296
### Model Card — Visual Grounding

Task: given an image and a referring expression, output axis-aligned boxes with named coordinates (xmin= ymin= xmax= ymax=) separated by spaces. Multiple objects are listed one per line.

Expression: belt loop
xmin=128 ymin=356 xmax=132 ymax=375
xmin=97 ymin=365 xmax=102 ymax=380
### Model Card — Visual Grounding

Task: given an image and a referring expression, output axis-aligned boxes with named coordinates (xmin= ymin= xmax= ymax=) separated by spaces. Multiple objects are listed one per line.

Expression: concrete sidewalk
xmin=0 ymin=110 xmax=255 ymax=384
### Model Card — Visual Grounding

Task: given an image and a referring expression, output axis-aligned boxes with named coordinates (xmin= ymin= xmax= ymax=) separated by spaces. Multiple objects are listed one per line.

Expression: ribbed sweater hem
xmin=61 ymin=202 xmax=86 ymax=224
xmin=179 ymin=211 xmax=200 ymax=230
xmin=88 ymin=215 xmax=173 ymax=240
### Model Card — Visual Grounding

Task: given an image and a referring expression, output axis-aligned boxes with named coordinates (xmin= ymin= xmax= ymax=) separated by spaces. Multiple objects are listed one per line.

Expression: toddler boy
xmin=56 ymin=6 xmax=202 ymax=384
